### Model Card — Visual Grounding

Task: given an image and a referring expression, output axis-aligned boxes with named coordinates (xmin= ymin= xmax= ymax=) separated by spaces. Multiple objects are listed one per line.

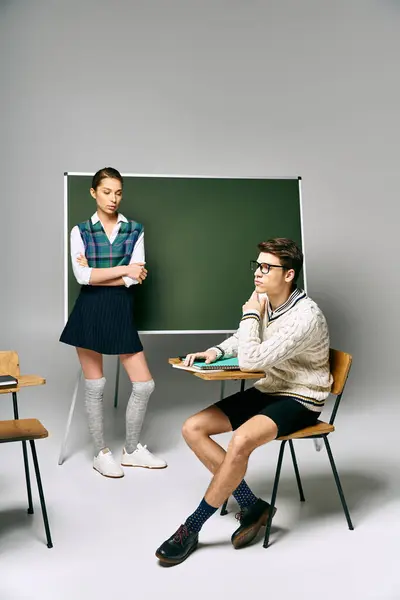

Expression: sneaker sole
xmin=155 ymin=541 xmax=198 ymax=566
xmin=121 ymin=463 xmax=167 ymax=469
xmin=93 ymin=466 xmax=124 ymax=478
xmin=232 ymin=506 xmax=277 ymax=549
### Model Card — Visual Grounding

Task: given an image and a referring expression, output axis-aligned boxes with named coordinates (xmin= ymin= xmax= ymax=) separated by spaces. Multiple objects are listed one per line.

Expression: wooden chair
xmin=220 ymin=348 xmax=354 ymax=548
xmin=0 ymin=418 xmax=53 ymax=547
xmin=0 ymin=351 xmax=51 ymax=547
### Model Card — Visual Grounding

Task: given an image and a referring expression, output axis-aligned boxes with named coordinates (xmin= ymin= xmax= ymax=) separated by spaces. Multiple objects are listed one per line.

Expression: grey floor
xmin=0 ymin=348 xmax=399 ymax=600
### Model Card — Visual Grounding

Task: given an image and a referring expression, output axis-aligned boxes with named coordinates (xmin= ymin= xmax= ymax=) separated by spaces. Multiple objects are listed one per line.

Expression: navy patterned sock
xmin=184 ymin=498 xmax=218 ymax=533
xmin=232 ymin=479 xmax=258 ymax=509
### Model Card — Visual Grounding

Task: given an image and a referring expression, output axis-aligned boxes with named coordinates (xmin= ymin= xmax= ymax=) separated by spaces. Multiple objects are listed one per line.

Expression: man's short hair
xmin=258 ymin=238 xmax=303 ymax=283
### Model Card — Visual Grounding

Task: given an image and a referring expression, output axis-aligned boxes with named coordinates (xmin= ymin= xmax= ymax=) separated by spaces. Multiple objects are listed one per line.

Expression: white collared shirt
xmin=70 ymin=212 xmax=145 ymax=287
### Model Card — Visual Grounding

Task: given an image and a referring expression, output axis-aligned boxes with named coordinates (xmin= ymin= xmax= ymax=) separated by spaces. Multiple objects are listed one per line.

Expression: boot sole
xmin=155 ymin=541 xmax=198 ymax=566
xmin=232 ymin=506 xmax=277 ymax=549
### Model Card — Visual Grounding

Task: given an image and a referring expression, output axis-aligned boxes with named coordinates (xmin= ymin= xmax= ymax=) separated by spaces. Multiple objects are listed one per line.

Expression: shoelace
xmin=173 ymin=525 xmax=189 ymax=545
xmin=137 ymin=444 xmax=151 ymax=454
xmin=235 ymin=511 xmax=244 ymax=522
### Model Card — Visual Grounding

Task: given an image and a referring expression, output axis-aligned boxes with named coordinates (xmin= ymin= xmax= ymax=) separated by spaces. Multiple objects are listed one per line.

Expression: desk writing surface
xmin=168 ymin=358 xmax=264 ymax=381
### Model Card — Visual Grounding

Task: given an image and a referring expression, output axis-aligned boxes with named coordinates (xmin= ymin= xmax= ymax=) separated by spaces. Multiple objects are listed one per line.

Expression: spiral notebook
xmin=193 ymin=357 xmax=239 ymax=370
xmin=173 ymin=357 xmax=239 ymax=373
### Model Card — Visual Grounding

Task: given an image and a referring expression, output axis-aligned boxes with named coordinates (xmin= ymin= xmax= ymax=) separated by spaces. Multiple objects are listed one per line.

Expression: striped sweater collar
xmin=267 ymin=287 xmax=307 ymax=322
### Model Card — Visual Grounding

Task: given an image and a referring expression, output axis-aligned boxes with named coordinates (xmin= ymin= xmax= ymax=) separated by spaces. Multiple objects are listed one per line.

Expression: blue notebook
xmin=192 ymin=357 xmax=239 ymax=370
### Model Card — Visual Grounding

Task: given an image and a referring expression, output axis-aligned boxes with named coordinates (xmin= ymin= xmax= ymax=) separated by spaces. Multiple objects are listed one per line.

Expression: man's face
xmin=253 ymin=252 xmax=293 ymax=295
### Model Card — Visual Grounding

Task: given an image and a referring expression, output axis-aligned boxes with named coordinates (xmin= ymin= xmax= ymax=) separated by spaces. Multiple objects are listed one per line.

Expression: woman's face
xmin=90 ymin=177 xmax=122 ymax=216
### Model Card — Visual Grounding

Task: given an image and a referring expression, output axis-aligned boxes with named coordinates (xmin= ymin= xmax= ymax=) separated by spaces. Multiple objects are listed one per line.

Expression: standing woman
xmin=60 ymin=167 xmax=167 ymax=478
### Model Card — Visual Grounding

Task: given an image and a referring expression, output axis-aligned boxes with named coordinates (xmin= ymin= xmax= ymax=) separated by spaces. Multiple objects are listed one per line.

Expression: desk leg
xmin=12 ymin=392 xmax=34 ymax=514
xmin=219 ymin=380 xmax=225 ymax=402
xmin=219 ymin=379 xmax=228 ymax=515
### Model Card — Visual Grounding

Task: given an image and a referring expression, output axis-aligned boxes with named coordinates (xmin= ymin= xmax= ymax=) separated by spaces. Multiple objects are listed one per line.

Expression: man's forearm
xmin=209 ymin=331 xmax=239 ymax=358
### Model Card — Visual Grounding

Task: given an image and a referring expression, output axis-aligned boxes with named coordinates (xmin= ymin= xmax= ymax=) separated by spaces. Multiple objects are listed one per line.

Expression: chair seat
xmin=277 ymin=420 xmax=335 ymax=441
xmin=0 ymin=419 xmax=48 ymax=443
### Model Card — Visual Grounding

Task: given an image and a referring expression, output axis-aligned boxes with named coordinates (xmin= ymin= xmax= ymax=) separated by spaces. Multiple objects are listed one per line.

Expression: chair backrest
xmin=329 ymin=348 xmax=352 ymax=396
xmin=0 ymin=351 xmax=20 ymax=378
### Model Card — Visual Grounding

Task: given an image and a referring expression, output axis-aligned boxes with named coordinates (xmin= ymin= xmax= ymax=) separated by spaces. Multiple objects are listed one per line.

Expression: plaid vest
xmin=78 ymin=219 xmax=143 ymax=268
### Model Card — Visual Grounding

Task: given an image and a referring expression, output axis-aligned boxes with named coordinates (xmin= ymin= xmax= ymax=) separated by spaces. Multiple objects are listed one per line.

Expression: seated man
xmin=156 ymin=238 xmax=332 ymax=566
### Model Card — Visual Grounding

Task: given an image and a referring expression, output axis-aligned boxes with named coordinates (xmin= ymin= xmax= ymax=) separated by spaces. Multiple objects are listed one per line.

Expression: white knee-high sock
xmin=84 ymin=377 xmax=106 ymax=456
xmin=125 ymin=380 xmax=155 ymax=453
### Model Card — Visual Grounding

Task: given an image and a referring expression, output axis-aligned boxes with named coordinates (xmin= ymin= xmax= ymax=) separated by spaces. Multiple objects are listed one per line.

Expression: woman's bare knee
xmin=76 ymin=348 xmax=103 ymax=379
xmin=120 ymin=351 xmax=152 ymax=382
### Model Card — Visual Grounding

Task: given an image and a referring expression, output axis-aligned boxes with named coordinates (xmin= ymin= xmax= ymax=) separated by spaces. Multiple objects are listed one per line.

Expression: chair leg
xmin=323 ymin=436 xmax=354 ymax=531
xmin=114 ymin=357 xmax=120 ymax=408
xmin=12 ymin=391 xmax=20 ymax=419
xmin=58 ymin=369 xmax=82 ymax=465
xmin=220 ymin=499 xmax=228 ymax=516
xmin=22 ymin=441 xmax=34 ymax=514
xmin=263 ymin=440 xmax=286 ymax=548
xmin=289 ymin=440 xmax=305 ymax=502
xmin=12 ymin=393 xmax=34 ymax=514
xmin=29 ymin=441 xmax=53 ymax=548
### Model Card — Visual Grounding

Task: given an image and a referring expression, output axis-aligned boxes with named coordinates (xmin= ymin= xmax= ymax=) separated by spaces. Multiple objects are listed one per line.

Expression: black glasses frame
xmin=250 ymin=260 xmax=286 ymax=275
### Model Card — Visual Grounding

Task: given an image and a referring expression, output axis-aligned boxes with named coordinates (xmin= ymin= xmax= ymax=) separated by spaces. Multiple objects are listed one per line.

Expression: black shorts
xmin=214 ymin=387 xmax=320 ymax=438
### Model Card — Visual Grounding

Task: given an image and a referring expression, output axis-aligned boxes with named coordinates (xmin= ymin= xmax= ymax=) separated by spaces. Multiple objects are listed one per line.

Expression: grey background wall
xmin=1 ymin=0 xmax=399 ymax=401
xmin=1 ymin=3 xmax=400 ymax=598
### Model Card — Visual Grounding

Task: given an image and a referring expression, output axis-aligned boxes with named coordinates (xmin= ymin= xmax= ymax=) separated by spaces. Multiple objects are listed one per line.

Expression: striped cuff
xmin=241 ymin=311 xmax=261 ymax=323
xmin=208 ymin=346 xmax=225 ymax=359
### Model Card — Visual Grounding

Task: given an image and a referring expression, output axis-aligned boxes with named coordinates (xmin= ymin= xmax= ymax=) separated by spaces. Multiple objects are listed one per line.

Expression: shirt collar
xmin=267 ymin=287 xmax=307 ymax=322
xmin=91 ymin=212 xmax=128 ymax=224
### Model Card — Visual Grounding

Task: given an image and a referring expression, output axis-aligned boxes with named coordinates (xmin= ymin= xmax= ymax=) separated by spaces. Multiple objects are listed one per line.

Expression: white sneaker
xmin=93 ymin=448 xmax=124 ymax=478
xmin=121 ymin=443 xmax=167 ymax=469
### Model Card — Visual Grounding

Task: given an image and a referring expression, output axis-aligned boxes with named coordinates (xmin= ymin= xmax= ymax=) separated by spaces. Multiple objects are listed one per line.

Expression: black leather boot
xmin=156 ymin=524 xmax=199 ymax=565
xmin=231 ymin=498 xmax=277 ymax=549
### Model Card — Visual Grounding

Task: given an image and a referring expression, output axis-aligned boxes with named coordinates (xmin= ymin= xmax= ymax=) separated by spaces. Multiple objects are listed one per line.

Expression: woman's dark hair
xmin=91 ymin=167 xmax=123 ymax=190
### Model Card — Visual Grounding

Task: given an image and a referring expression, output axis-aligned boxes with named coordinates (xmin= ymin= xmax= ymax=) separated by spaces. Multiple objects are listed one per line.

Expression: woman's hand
xmin=125 ymin=262 xmax=148 ymax=283
xmin=76 ymin=254 xmax=88 ymax=267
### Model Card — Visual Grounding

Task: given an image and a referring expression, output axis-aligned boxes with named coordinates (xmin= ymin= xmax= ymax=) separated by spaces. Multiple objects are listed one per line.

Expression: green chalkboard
xmin=64 ymin=175 xmax=304 ymax=332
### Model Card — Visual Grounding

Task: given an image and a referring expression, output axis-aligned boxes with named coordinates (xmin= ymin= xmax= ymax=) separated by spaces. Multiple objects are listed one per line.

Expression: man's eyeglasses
xmin=250 ymin=260 xmax=286 ymax=275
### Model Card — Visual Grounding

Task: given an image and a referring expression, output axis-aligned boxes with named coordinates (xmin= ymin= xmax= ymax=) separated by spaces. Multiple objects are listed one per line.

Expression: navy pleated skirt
xmin=60 ymin=286 xmax=143 ymax=355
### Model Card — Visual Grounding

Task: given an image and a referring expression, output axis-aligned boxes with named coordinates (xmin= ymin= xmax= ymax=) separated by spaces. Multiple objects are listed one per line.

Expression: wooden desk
xmin=168 ymin=358 xmax=264 ymax=391
xmin=0 ymin=375 xmax=46 ymax=395
xmin=0 ymin=351 xmax=47 ymax=518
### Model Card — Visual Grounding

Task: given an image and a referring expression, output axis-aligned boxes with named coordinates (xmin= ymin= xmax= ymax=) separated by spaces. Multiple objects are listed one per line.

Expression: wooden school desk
xmin=168 ymin=357 xmax=264 ymax=392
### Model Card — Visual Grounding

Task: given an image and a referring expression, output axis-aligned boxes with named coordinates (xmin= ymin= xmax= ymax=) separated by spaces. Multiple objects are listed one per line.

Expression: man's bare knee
xmin=227 ymin=416 xmax=277 ymax=461
xmin=227 ymin=431 xmax=255 ymax=461
xmin=182 ymin=414 xmax=205 ymax=442
xmin=182 ymin=406 xmax=231 ymax=442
